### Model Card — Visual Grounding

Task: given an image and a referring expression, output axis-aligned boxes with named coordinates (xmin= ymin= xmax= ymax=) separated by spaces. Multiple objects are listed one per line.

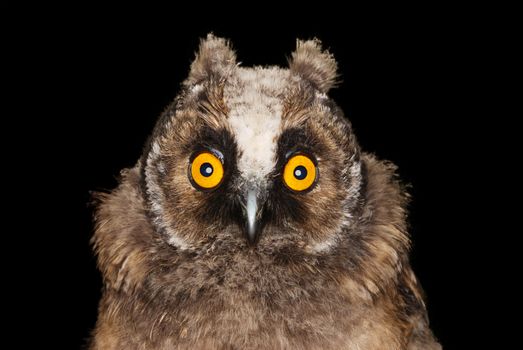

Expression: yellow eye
xmin=283 ymin=154 xmax=318 ymax=192
xmin=189 ymin=151 xmax=224 ymax=190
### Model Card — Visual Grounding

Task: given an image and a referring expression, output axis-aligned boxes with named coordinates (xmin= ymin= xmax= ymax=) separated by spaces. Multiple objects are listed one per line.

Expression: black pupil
xmin=293 ymin=165 xmax=307 ymax=180
xmin=200 ymin=163 xmax=214 ymax=177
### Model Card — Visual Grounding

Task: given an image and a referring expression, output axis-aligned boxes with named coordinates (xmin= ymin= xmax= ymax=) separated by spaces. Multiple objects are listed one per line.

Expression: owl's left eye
xmin=283 ymin=153 xmax=318 ymax=192
xmin=189 ymin=151 xmax=224 ymax=190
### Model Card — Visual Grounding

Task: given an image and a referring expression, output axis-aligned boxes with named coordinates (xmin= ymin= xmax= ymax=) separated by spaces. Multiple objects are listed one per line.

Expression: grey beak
xmin=243 ymin=188 xmax=264 ymax=245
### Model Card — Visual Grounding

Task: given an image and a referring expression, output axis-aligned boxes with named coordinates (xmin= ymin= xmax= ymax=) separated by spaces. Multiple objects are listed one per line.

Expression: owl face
xmin=143 ymin=35 xmax=362 ymax=255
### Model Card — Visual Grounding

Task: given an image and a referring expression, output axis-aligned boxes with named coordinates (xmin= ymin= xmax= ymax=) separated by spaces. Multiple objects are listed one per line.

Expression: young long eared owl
xmin=91 ymin=34 xmax=441 ymax=349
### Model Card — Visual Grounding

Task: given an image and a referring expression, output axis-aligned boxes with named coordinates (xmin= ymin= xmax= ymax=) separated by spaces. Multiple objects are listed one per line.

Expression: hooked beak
xmin=242 ymin=187 xmax=265 ymax=245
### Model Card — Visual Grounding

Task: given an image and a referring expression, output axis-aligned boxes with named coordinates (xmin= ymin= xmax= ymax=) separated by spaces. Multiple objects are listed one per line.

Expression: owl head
xmin=142 ymin=34 xmax=365 ymax=256
xmin=95 ymin=35 xmax=410 ymax=300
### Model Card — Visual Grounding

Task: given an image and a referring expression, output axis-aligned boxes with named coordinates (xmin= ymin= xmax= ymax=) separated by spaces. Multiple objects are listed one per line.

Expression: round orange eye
xmin=189 ymin=152 xmax=224 ymax=190
xmin=283 ymin=154 xmax=318 ymax=192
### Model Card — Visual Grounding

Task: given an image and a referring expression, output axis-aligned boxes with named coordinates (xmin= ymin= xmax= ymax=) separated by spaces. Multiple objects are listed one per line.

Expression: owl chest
xmin=106 ymin=283 xmax=404 ymax=350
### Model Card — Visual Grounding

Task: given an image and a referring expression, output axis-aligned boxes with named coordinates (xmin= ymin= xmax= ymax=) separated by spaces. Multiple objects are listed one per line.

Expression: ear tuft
xmin=289 ymin=39 xmax=338 ymax=93
xmin=186 ymin=33 xmax=237 ymax=85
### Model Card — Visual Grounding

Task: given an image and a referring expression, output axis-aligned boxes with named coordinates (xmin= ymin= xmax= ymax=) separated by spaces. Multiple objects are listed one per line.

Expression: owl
xmin=90 ymin=34 xmax=441 ymax=350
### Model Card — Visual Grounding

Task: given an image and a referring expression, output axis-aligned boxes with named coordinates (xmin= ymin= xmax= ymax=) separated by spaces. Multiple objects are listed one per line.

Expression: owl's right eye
xmin=189 ymin=151 xmax=224 ymax=190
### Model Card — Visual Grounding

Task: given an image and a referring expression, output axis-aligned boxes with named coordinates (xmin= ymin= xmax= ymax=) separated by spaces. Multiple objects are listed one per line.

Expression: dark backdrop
xmin=6 ymin=8 xmax=484 ymax=349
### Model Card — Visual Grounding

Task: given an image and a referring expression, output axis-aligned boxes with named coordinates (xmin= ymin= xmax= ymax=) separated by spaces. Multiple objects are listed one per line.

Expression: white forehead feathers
xmin=225 ymin=67 xmax=288 ymax=182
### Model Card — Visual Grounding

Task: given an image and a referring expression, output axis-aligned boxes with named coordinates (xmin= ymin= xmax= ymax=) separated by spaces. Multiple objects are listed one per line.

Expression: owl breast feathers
xmin=90 ymin=34 xmax=441 ymax=350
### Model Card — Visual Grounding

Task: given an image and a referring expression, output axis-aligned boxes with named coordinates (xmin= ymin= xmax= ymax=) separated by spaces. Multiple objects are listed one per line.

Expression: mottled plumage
xmin=91 ymin=34 xmax=440 ymax=349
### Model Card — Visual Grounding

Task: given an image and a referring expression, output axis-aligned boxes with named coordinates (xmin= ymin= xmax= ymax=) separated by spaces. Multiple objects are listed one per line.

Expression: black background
xmin=5 ymin=7 xmax=489 ymax=349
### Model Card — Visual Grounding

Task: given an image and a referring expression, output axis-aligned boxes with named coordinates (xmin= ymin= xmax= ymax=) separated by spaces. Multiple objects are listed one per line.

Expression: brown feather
xmin=90 ymin=34 xmax=440 ymax=350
